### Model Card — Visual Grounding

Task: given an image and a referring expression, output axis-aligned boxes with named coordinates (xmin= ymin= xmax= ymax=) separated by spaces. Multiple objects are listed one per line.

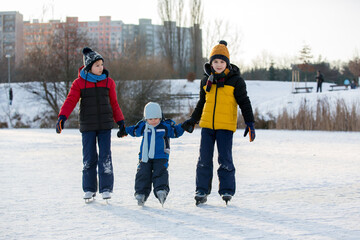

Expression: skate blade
xmin=222 ymin=196 xmax=231 ymax=205
xmin=84 ymin=197 xmax=95 ymax=203
xmin=159 ymin=197 xmax=166 ymax=207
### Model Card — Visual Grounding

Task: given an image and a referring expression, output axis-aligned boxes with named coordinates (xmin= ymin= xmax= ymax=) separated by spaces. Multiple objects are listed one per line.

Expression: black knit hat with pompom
xmin=82 ymin=47 xmax=104 ymax=72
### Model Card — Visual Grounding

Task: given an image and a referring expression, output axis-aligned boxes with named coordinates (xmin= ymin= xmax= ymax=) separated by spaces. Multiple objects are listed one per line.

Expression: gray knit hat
xmin=82 ymin=47 xmax=104 ymax=72
xmin=144 ymin=102 xmax=162 ymax=119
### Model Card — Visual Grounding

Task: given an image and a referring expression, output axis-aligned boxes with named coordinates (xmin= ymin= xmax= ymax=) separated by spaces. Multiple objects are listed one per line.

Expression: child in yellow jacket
xmin=182 ymin=40 xmax=255 ymax=205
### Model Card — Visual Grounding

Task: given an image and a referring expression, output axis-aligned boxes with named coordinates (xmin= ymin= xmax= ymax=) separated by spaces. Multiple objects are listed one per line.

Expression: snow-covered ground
xmin=1 ymin=128 xmax=359 ymax=239
xmin=170 ymin=80 xmax=360 ymax=119
xmin=1 ymin=80 xmax=360 ymax=127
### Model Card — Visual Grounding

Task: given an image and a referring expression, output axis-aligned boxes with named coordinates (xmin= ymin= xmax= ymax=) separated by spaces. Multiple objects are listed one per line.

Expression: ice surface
xmin=0 ymin=128 xmax=359 ymax=239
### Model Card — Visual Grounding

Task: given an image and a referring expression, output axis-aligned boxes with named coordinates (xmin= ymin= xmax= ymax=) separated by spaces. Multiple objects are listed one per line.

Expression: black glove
xmin=181 ymin=118 xmax=196 ymax=133
xmin=243 ymin=122 xmax=255 ymax=142
xmin=117 ymin=120 xmax=127 ymax=138
xmin=56 ymin=115 xmax=67 ymax=134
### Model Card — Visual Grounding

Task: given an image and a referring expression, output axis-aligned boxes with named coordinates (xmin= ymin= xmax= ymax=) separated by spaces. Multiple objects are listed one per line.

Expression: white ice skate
xmin=156 ymin=190 xmax=167 ymax=207
xmin=83 ymin=191 xmax=96 ymax=203
xmin=135 ymin=194 xmax=146 ymax=206
xmin=101 ymin=191 xmax=111 ymax=200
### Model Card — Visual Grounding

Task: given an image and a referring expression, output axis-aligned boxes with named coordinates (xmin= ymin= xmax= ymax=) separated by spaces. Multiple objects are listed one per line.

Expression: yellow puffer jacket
xmin=199 ymin=84 xmax=238 ymax=131
xmin=191 ymin=63 xmax=254 ymax=132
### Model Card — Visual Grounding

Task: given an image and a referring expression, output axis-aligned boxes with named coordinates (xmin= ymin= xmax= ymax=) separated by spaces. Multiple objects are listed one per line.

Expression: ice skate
xmin=221 ymin=193 xmax=232 ymax=205
xmin=156 ymin=190 xmax=167 ymax=207
xmin=195 ymin=192 xmax=207 ymax=206
xmin=135 ymin=194 xmax=146 ymax=206
xmin=101 ymin=191 xmax=111 ymax=200
xmin=83 ymin=191 xmax=96 ymax=203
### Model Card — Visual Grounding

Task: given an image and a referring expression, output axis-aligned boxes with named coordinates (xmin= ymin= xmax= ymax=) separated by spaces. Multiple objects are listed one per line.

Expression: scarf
xmin=80 ymin=69 xmax=107 ymax=83
xmin=142 ymin=123 xmax=156 ymax=163
xmin=205 ymin=68 xmax=230 ymax=92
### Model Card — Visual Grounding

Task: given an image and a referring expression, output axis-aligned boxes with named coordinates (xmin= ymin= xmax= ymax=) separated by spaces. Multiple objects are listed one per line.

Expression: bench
xmin=293 ymin=87 xmax=313 ymax=93
xmin=329 ymin=84 xmax=349 ymax=91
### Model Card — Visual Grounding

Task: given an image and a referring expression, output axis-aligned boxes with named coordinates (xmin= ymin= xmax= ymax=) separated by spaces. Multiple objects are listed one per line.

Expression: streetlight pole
xmin=6 ymin=54 xmax=12 ymax=105
xmin=5 ymin=54 xmax=12 ymax=128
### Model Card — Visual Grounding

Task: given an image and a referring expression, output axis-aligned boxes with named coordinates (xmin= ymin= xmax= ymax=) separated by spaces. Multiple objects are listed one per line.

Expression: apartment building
xmin=0 ymin=11 xmax=23 ymax=66
xmin=3 ymin=12 xmax=202 ymax=75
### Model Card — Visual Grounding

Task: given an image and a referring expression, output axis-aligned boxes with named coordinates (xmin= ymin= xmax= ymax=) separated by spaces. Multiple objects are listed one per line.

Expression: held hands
xmin=181 ymin=118 xmax=196 ymax=133
xmin=243 ymin=122 xmax=255 ymax=142
xmin=56 ymin=115 xmax=67 ymax=134
xmin=117 ymin=120 xmax=127 ymax=138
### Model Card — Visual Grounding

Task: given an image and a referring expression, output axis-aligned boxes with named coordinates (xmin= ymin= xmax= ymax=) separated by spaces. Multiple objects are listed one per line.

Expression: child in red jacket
xmin=56 ymin=47 xmax=126 ymax=201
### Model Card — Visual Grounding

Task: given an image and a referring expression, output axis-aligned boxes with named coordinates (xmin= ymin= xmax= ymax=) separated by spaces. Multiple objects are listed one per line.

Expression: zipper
xmin=95 ymin=82 xmax=101 ymax=129
xmin=212 ymin=84 xmax=218 ymax=130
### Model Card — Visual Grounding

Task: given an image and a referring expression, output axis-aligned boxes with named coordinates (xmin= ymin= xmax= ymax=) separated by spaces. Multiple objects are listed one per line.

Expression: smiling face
xmin=211 ymin=59 xmax=227 ymax=73
xmin=90 ymin=59 xmax=104 ymax=76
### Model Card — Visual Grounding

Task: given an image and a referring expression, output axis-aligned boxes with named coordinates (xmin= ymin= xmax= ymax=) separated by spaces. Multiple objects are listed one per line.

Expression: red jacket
xmin=59 ymin=66 xmax=124 ymax=124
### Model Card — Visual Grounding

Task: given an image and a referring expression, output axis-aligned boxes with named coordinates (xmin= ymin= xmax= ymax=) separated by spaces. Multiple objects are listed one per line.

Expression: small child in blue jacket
xmin=120 ymin=102 xmax=184 ymax=206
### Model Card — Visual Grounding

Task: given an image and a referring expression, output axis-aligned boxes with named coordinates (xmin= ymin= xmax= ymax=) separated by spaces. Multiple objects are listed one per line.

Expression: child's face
xmin=147 ymin=118 xmax=161 ymax=127
xmin=211 ymin=59 xmax=227 ymax=73
xmin=90 ymin=59 xmax=104 ymax=76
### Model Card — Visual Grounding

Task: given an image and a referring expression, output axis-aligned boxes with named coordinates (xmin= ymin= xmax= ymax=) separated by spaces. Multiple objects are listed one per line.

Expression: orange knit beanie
xmin=209 ymin=40 xmax=230 ymax=66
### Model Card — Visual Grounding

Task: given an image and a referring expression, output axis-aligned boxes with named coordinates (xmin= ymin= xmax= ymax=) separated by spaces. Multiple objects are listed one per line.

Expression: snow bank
xmin=1 ymin=80 xmax=359 ymax=127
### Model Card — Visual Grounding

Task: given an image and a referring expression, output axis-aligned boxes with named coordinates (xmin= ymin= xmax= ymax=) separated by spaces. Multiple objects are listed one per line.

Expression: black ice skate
xmin=195 ymin=192 xmax=208 ymax=206
xmin=221 ymin=193 xmax=232 ymax=205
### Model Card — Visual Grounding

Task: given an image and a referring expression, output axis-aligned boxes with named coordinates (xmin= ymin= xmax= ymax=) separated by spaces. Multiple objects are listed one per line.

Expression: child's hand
xmin=243 ymin=122 xmax=255 ymax=142
xmin=56 ymin=115 xmax=67 ymax=134
xmin=117 ymin=120 xmax=127 ymax=138
xmin=181 ymin=118 xmax=196 ymax=133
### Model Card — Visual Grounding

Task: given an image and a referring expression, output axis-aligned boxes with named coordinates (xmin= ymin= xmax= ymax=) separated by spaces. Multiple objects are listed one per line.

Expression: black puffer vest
xmin=79 ymin=79 xmax=114 ymax=132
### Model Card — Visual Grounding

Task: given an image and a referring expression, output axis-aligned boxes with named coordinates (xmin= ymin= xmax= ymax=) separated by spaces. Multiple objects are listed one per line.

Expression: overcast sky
xmin=2 ymin=0 xmax=360 ymax=66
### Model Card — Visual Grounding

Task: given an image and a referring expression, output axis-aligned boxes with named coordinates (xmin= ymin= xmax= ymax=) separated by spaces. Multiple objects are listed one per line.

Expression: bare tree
xmin=109 ymin=37 xmax=173 ymax=124
xmin=189 ymin=0 xmax=204 ymax=78
xmin=158 ymin=0 xmax=189 ymax=78
xmin=203 ymin=19 xmax=242 ymax=64
xmin=21 ymin=20 xmax=89 ymax=119
xmin=348 ymin=57 xmax=360 ymax=80
xmin=251 ymin=50 xmax=274 ymax=69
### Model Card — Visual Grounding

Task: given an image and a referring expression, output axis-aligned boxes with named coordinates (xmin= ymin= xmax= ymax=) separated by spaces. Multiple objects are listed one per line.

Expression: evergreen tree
xmin=268 ymin=61 xmax=276 ymax=80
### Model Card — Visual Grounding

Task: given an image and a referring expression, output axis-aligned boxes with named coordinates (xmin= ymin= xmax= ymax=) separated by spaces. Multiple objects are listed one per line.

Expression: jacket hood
xmin=203 ymin=63 xmax=240 ymax=78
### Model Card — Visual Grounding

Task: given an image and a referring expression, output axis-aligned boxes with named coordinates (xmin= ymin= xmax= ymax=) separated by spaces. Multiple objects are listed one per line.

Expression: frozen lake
xmin=1 ymin=128 xmax=359 ymax=239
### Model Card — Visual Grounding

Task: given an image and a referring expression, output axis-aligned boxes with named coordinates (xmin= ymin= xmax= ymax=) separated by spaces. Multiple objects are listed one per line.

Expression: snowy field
xmin=1 ymin=128 xmax=360 ymax=239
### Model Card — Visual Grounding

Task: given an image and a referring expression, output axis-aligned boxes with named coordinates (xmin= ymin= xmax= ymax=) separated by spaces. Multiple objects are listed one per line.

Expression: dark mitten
xmin=56 ymin=115 xmax=67 ymax=134
xmin=243 ymin=122 xmax=255 ymax=142
xmin=181 ymin=118 xmax=196 ymax=133
xmin=117 ymin=120 xmax=127 ymax=138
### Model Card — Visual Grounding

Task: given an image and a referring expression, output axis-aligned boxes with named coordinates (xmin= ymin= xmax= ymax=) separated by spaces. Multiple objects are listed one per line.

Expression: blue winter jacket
xmin=125 ymin=119 xmax=184 ymax=161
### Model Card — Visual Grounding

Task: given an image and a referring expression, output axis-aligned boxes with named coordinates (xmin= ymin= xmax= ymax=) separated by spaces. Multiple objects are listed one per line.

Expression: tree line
xmin=242 ymin=45 xmax=360 ymax=84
